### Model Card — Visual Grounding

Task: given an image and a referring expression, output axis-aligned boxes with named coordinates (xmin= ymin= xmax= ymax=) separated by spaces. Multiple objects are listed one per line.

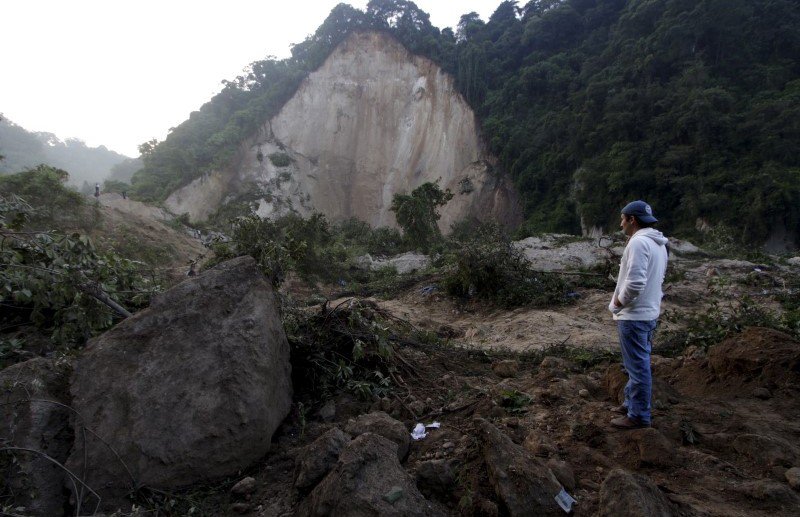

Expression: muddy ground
xmin=179 ymin=248 xmax=800 ymax=516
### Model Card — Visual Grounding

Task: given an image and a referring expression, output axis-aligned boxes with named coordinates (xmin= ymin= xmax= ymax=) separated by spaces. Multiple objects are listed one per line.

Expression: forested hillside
xmin=0 ymin=117 xmax=131 ymax=187
xmin=130 ymin=0 xmax=800 ymax=246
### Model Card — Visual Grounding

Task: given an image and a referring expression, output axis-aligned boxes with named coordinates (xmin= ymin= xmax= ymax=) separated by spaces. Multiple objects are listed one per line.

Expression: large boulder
xmin=299 ymin=433 xmax=443 ymax=516
xmin=477 ymin=419 xmax=564 ymax=516
xmin=0 ymin=358 xmax=72 ymax=516
xmin=66 ymin=256 xmax=292 ymax=507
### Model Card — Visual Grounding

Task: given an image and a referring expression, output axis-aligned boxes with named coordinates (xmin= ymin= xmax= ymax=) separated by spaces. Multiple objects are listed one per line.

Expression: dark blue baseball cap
xmin=621 ymin=200 xmax=657 ymax=223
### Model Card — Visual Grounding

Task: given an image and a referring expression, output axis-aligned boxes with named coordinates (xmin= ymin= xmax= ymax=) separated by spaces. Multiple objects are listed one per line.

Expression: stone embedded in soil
xmin=732 ymin=434 xmax=800 ymax=468
xmin=344 ymin=411 xmax=410 ymax=460
xmin=299 ymin=433 xmax=442 ymax=517
xmin=751 ymin=387 xmax=772 ymax=400
xmin=415 ymin=459 xmax=458 ymax=499
xmin=735 ymin=480 xmax=800 ymax=508
xmin=231 ymin=476 xmax=257 ymax=495
xmin=231 ymin=502 xmax=251 ymax=514
xmin=492 ymin=359 xmax=520 ymax=378
xmin=294 ymin=427 xmax=351 ymax=491
xmin=478 ymin=419 xmax=564 ymax=516
xmin=631 ymin=428 xmax=677 ymax=467
xmin=785 ymin=467 xmax=800 ymax=490
xmin=317 ymin=400 xmax=336 ymax=421
xmin=546 ymin=459 xmax=576 ymax=491
xmin=598 ymin=468 xmax=678 ymax=517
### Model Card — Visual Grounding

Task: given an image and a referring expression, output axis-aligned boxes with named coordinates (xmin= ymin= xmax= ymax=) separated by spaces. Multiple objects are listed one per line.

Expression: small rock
xmin=492 ymin=359 xmax=520 ymax=378
xmin=477 ymin=499 xmax=500 ymax=517
xmin=409 ymin=400 xmax=427 ymax=416
xmin=786 ymin=467 xmax=800 ymax=490
xmin=631 ymin=428 xmax=677 ymax=467
xmin=317 ymin=400 xmax=336 ymax=422
xmin=382 ymin=485 xmax=404 ymax=504
xmin=489 ymin=405 xmax=506 ymax=418
xmin=599 ymin=469 xmax=679 ymax=516
xmin=416 ymin=459 xmax=458 ymax=499
xmin=752 ymin=387 xmax=772 ymax=400
xmin=442 ymin=441 xmax=455 ymax=449
xmin=231 ymin=502 xmax=251 ymax=514
xmin=231 ymin=476 xmax=257 ymax=495
xmin=579 ymin=389 xmax=590 ymax=398
xmin=546 ymin=459 xmax=576 ymax=491
xmin=579 ymin=478 xmax=599 ymax=490
xmin=345 ymin=411 xmax=410 ymax=460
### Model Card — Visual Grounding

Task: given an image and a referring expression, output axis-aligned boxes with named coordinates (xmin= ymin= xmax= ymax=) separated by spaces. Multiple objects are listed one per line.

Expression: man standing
xmin=608 ymin=200 xmax=669 ymax=429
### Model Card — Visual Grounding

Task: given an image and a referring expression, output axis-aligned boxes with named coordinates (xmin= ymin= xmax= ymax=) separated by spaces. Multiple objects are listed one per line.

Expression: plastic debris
xmin=554 ymin=487 xmax=577 ymax=513
xmin=426 ymin=421 xmax=441 ymax=429
xmin=411 ymin=423 xmax=427 ymax=440
xmin=420 ymin=285 xmax=438 ymax=296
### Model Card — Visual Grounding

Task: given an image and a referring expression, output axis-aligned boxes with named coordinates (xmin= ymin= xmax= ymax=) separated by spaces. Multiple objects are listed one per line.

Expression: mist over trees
xmin=0 ymin=116 xmax=131 ymax=186
xmin=127 ymin=0 xmax=800 ymax=246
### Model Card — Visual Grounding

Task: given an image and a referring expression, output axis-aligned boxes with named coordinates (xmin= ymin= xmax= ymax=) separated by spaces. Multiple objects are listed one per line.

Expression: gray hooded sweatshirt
xmin=609 ymin=228 xmax=669 ymax=321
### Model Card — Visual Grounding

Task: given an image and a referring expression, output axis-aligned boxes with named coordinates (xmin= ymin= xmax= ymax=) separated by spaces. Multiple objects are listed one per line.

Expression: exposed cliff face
xmin=166 ymin=31 xmax=521 ymax=229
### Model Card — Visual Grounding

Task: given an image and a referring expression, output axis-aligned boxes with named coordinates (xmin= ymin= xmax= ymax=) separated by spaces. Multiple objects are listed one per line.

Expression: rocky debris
xmin=491 ymin=359 xmax=520 ymax=378
xmin=231 ymin=476 xmax=257 ymax=495
xmin=785 ymin=467 xmax=800 ymax=490
xmin=344 ymin=411 xmax=410 ymax=460
xmin=316 ymin=400 xmax=336 ymax=422
xmin=415 ymin=459 xmax=459 ymax=500
xmin=516 ymin=234 xmax=623 ymax=272
xmin=788 ymin=257 xmax=800 ymax=267
xmin=294 ymin=427 xmax=351 ymax=491
xmin=629 ymin=428 xmax=678 ymax=467
xmin=598 ymin=468 xmax=680 ymax=517
xmin=231 ymin=502 xmax=251 ymax=514
xmin=0 ymin=358 xmax=72 ymax=517
xmin=707 ymin=327 xmax=800 ymax=389
xmin=735 ymin=479 xmax=800 ymax=508
xmin=66 ymin=256 xmax=293 ymax=509
xmin=299 ymin=433 xmax=442 ymax=516
xmin=752 ymin=387 xmax=772 ymax=399
xmin=524 ymin=432 xmax=558 ymax=458
xmin=477 ymin=419 xmax=564 ymax=516
xmin=732 ymin=434 xmax=800 ymax=468
xmin=546 ymin=459 xmax=576 ymax=491
xmin=357 ymin=252 xmax=431 ymax=274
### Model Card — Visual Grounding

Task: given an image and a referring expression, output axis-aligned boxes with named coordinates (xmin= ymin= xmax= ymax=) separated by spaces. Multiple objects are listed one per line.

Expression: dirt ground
xmin=213 ymin=248 xmax=800 ymax=516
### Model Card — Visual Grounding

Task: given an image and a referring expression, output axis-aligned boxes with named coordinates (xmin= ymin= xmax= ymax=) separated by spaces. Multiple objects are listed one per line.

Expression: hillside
xmin=0 ymin=117 xmax=131 ymax=187
xmin=130 ymin=0 xmax=800 ymax=248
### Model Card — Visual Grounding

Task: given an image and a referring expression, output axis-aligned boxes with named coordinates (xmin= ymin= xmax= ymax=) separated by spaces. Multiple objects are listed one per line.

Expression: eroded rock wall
xmin=166 ymin=31 xmax=520 ymax=229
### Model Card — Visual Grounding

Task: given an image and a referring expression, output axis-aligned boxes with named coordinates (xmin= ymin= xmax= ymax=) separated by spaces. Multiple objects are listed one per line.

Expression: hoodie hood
xmin=634 ymin=228 xmax=669 ymax=246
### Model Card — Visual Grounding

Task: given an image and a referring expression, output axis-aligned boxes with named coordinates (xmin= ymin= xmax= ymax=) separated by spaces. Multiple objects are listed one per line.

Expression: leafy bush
xmin=391 ymin=182 xmax=453 ymax=251
xmin=442 ymin=223 xmax=572 ymax=308
xmin=0 ymin=194 xmax=160 ymax=367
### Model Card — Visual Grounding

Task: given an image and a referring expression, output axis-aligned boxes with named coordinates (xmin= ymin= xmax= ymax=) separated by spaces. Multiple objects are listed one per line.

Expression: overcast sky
xmin=1 ymin=1 xmax=502 ymax=157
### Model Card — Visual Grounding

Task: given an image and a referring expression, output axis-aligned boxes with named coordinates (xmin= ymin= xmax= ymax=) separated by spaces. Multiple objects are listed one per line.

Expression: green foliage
xmin=207 ymin=213 xmax=345 ymax=286
xmin=267 ymin=152 xmax=293 ymax=167
xmin=0 ymin=194 xmax=160 ymax=367
xmin=286 ymin=299 xmax=397 ymax=400
xmin=102 ymin=179 xmax=130 ymax=194
xmin=390 ymin=182 xmax=453 ymax=251
xmin=442 ymin=223 xmax=573 ymax=308
xmin=331 ymin=217 xmax=407 ymax=256
xmin=659 ymin=296 xmax=800 ymax=355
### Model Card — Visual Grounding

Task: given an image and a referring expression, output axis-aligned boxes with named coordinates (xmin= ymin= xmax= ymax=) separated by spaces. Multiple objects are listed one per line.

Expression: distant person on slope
xmin=94 ymin=182 xmax=100 ymax=198
xmin=608 ymin=200 xmax=668 ymax=429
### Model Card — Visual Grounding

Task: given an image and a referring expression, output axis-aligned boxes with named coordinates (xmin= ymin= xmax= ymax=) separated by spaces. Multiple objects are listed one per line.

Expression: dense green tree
xmin=390 ymin=182 xmax=453 ymax=250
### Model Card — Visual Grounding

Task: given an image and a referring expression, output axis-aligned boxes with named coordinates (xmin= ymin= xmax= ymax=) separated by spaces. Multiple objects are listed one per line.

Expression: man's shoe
xmin=610 ymin=416 xmax=650 ymax=429
xmin=611 ymin=404 xmax=627 ymax=415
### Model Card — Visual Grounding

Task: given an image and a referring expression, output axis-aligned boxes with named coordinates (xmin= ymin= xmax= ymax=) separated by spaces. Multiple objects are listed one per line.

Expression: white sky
xmin=1 ymin=0 xmax=502 ymax=157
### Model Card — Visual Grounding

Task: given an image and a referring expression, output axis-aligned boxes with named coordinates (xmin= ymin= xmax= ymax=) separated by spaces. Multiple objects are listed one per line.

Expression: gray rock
xmin=598 ymin=469 xmax=678 ymax=517
xmin=478 ymin=419 xmax=563 ymax=516
xmin=787 ymin=257 xmax=800 ymax=267
xmin=546 ymin=459 xmax=576 ymax=491
xmin=785 ymin=467 xmax=800 ymax=490
xmin=231 ymin=476 xmax=257 ymax=495
xmin=294 ymin=427 xmax=351 ymax=491
xmin=344 ymin=411 xmax=410 ymax=460
xmin=0 ymin=358 xmax=72 ymax=517
xmin=299 ymin=433 xmax=443 ymax=516
xmin=66 ymin=257 xmax=292 ymax=509
xmin=317 ymin=400 xmax=336 ymax=422
xmin=415 ymin=459 xmax=458 ymax=499
xmin=752 ymin=387 xmax=772 ymax=400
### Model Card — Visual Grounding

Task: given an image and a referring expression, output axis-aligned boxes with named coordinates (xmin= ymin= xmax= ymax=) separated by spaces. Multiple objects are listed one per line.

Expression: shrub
xmin=442 ymin=223 xmax=572 ymax=308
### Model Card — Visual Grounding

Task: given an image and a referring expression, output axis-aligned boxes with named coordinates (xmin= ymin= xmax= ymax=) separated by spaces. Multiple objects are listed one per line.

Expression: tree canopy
xmin=130 ymin=0 xmax=800 ymax=245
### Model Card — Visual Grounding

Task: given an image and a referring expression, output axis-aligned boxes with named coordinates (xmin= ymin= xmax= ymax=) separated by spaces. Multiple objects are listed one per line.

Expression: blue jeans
xmin=617 ymin=320 xmax=657 ymax=424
